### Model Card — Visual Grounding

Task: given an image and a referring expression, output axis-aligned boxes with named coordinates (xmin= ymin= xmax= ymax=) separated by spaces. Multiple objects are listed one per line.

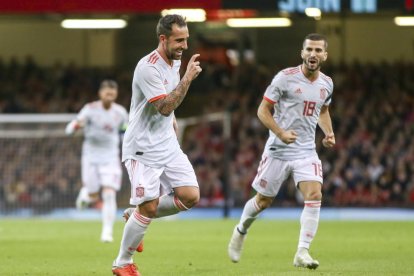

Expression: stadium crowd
xmin=0 ymin=56 xmax=414 ymax=210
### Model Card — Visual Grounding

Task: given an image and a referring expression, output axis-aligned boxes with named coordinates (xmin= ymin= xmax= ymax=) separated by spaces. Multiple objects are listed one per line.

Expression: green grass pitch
xmin=1 ymin=219 xmax=414 ymax=275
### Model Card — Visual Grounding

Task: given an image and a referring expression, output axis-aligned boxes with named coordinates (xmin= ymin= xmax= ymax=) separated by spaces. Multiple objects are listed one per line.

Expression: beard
xmin=304 ymin=58 xmax=321 ymax=72
xmin=165 ymin=45 xmax=182 ymax=60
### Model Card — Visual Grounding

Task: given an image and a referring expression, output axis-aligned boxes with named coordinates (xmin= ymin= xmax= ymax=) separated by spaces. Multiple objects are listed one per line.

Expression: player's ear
xmin=159 ymin=34 xmax=167 ymax=43
xmin=323 ymin=51 xmax=328 ymax=61
xmin=300 ymin=49 xmax=304 ymax=59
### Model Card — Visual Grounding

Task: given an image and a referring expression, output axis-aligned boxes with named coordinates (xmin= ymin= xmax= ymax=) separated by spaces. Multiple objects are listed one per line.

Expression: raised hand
xmin=184 ymin=54 xmax=202 ymax=81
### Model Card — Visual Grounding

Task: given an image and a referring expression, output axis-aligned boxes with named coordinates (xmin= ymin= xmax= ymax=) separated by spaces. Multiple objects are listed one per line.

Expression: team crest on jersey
xmin=136 ymin=186 xmax=145 ymax=197
xmin=163 ymin=79 xmax=168 ymax=85
xmin=320 ymin=88 xmax=327 ymax=100
xmin=259 ymin=179 xmax=268 ymax=188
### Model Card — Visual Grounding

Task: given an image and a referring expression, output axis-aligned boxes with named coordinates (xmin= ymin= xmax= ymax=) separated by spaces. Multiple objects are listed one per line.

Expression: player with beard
xmin=228 ymin=33 xmax=335 ymax=270
xmin=111 ymin=14 xmax=202 ymax=276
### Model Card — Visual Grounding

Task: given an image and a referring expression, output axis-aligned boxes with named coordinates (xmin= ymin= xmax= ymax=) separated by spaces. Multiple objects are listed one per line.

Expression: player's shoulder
xmin=319 ymin=71 xmax=333 ymax=83
xmin=112 ymin=103 xmax=128 ymax=113
xmin=138 ymin=50 xmax=162 ymax=68
xmin=281 ymin=66 xmax=301 ymax=76
xmin=136 ymin=51 xmax=163 ymax=77
xmin=85 ymin=100 xmax=100 ymax=109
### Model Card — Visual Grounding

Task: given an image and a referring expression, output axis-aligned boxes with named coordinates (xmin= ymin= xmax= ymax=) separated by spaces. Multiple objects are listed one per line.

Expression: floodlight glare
xmin=305 ymin=8 xmax=322 ymax=18
xmin=394 ymin=16 xmax=414 ymax=26
xmin=61 ymin=19 xmax=127 ymax=29
xmin=161 ymin=9 xmax=206 ymax=22
xmin=226 ymin=18 xmax=292 ymax=28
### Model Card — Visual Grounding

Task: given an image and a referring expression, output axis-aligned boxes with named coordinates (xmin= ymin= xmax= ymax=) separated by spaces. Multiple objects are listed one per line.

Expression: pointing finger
xmin=189 ymin=54 xmax=200 ymax=63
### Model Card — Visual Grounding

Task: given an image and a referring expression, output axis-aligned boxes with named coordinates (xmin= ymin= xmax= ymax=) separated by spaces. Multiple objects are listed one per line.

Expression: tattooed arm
xmin=152 ymin=54 xmax=202 ymax=116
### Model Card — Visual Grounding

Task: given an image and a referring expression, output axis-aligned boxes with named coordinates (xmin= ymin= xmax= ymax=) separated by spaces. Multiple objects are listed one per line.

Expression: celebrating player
xmin=228 ymin=33 xmax=335 ymax=270
xmin=111 ymin=14 xmax=202 ymax=276
xmin=65 ymin=80 xmax=128 ymax=243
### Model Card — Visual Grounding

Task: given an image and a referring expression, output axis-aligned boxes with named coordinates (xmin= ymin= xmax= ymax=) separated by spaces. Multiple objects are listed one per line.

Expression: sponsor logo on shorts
xmin=136 ymin=186 xmax=145 ymax=197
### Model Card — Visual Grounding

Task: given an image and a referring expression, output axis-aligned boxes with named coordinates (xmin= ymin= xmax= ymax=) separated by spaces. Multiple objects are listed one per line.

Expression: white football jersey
xmin=263 ymin=65 xmax=333 ymax=160
xmin=122 ymin=50 xmax=182 ymax=167
xmin=77 ymin=101 xmax=128 ymax=163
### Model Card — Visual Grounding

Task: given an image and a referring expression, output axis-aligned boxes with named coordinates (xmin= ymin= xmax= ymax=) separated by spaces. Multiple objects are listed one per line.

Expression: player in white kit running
xmin=112 ymin=14 xmax=202 ymax=276
xmin=228 ymin=33 xmax=336 ymax=270
xmin=65 ymin=80 xmax=128 ymax=243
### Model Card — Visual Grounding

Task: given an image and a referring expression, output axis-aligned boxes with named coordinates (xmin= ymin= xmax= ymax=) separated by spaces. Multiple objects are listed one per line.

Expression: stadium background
xmin=1 ymin=0 xmax=414 ymax=216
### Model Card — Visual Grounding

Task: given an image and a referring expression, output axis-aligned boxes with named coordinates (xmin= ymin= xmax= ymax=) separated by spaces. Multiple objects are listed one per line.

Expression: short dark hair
xmin=303 ymin=33 xmax=328 ymax=50
xmin=156 ymin=14 xmax=187 ymax=38
xmin=100 ymin=80 xmax=118 ymax=90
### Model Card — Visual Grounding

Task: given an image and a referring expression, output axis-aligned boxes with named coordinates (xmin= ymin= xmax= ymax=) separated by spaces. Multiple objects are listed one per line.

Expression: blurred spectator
xmin=1 ymin=57 xmax=414 ymax=210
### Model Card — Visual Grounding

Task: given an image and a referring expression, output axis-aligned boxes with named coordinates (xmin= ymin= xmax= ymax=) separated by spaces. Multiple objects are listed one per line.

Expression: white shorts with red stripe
xmin=81 ymin=157 xmax=122 ymax=193
xmin=252 ymin=153 xmax=323 ymax=197
xmin=124 ymin=151 xmax=198 ymax=206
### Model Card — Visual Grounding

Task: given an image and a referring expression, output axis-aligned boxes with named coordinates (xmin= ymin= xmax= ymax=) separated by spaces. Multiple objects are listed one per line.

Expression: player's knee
xmin=305 ymin=191 xmax=322 ymax=201
xmin=256 ymin=195 xmax=273 ymax=210
xmin=180 ymin=192 xmax=200 ymax=209
xmin=139 ymin=201 xmax=158 ymax=218
xmin=175 ymin=187 xmax=200 ymax=209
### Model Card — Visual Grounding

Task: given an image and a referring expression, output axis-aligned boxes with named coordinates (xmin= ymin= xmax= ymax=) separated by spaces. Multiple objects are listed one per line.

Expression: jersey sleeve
xmin=324 ymin=78 xmax=334 ymax=106
xmin=263 ymin=71 xmax=286 ymax=104
xmin=77 ymin=104 xmax=89 ymax=121
xmin=135 ymin=65 xmax=167 ymax=103
xmin=66 ymin=104 xmax=88 ymax=135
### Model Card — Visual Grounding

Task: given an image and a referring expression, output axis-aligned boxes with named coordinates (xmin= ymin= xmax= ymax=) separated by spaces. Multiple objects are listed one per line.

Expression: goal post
xmin=0 ymin=112 xmax=233 ymax=218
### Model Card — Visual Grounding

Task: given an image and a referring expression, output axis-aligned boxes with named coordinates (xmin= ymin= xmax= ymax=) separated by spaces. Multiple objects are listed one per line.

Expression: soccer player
xmin=111 ymin=14 xmax=202 ymax=276
xmin=65 ymin=80 xmax=128 ymax=243
xmin=228 ymin=33 xmax=335 ymax=270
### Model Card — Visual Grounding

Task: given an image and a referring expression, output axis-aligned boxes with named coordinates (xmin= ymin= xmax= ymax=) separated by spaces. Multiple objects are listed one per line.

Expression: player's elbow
xmin=155 ymin=104 xmax=173 ymax=117
xmin=159 ymin=110 xmax=172 ymax=117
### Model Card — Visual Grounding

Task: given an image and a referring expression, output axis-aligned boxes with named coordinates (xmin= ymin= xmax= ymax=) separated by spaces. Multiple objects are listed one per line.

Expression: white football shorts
xmin=252 ymin=153 xmax=323 ymax=197
xmin=81 ymin=157 xmax=122 ymax=193
xmin=125 ymin=151 xmax=198 ymax=206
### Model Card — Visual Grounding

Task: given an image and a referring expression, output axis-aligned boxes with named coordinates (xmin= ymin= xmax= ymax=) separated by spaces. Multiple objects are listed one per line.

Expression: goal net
xmin=0 ymin=112 xmax=232 ymax=216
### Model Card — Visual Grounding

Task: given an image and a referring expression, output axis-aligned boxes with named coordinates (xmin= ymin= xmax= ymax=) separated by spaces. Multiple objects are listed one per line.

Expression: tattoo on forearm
xmin=154 ymin=77 xmax=192 ymax=116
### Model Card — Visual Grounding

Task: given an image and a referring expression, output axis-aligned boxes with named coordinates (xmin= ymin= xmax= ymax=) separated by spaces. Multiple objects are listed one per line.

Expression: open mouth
xmin=309 ymin=59 xmax=317 ymax=65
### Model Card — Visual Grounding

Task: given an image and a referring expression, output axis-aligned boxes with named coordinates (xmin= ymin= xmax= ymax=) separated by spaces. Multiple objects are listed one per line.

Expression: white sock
xmin=115 ymin=210 xmax=151 ymax=266
xmin=156 ymin=193 xmax=188 ymax=218
xmin=237 ymin=197 xmax=262 ymax=234
xmin=298 ymin=200 xmax=321 ymax=249
xmin=101 ymin=189 xmax=117 ymax=236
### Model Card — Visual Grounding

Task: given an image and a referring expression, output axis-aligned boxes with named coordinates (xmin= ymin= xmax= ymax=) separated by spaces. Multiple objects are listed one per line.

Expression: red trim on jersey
xmin=148 ymin=52 xmax=157 ymax=63
xmin=282 ymin=66 xmax=300 ymax=75
xmin=263 ymin=96 xmax=276 ymax=104
xmin=148 ymin=94 xmax=167 ymax=103
xmin=148 ymin=52 xmax=160 ymax=64
xmin=150 ymin=56 xmax=159 ymax=64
